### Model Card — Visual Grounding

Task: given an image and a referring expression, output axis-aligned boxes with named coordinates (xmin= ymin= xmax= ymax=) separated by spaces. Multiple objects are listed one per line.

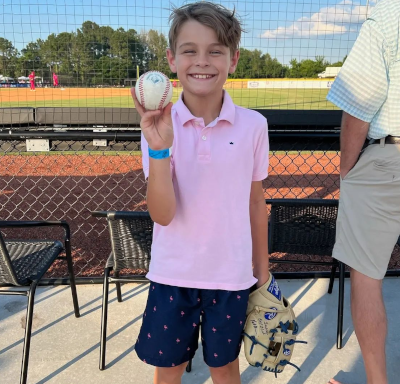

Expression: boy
xmin=132 ymin=2 xmax=272 ymax=383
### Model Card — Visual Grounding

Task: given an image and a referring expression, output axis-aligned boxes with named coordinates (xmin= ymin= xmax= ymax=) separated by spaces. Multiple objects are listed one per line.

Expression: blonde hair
xmin=169 ymin=2 xmax=243 ymax=56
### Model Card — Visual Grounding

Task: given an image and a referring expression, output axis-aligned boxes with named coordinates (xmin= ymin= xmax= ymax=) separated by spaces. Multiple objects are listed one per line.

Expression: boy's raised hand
xmin=131 ymin=88 xmax=174 ymax=151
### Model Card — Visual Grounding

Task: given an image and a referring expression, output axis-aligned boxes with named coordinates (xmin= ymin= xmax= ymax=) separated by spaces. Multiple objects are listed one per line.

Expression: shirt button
xmin=202 ymin=135 xmax=207 ymax=141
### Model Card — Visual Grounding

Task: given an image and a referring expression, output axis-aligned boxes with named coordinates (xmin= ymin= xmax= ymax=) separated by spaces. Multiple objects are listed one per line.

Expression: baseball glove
xmin=243 ymin=274 xmax=306 ymax=376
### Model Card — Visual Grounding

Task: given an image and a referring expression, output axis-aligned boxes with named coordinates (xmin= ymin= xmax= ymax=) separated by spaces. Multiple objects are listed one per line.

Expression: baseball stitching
xmin=139 ymin=74 xmax=146 ymax=109
xmin=158 ymin=73 xmax=171 ymax=110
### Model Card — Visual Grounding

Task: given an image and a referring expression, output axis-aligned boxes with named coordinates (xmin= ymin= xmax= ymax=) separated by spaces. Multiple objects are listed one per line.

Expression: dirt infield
xmin=0 ymin=83 xmax=242 ymax=104
xmin=1 ymin=152 xmax=399 ymax=277
xmin=0 ymin=81 xmax=260 ymax=104
xmin=0 ymin=87 xmax=131 ymax=103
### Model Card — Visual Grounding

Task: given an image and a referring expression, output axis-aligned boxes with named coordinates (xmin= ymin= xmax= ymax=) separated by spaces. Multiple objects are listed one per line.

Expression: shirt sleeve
xmin=327 ymin=20 xmax=389 ymax=123
xmin=252 ymin=119 xmax=270 ymax=181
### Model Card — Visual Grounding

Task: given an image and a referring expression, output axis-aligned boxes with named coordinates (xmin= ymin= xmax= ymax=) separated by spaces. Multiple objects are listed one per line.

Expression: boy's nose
xmin=196 ymin=61 xmax=210 ymax=67
xmin=195 ymin=54 xmax=210 ymax=67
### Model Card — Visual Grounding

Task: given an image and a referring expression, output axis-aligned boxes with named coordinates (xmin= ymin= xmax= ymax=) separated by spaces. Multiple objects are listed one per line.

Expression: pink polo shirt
xmin=141 ymin=91 xmax=269 ymax=290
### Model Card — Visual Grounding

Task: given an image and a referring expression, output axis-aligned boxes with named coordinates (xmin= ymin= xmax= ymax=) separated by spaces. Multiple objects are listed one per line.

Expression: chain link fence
xmin=1 ymin=111 xmax=399 ymax=279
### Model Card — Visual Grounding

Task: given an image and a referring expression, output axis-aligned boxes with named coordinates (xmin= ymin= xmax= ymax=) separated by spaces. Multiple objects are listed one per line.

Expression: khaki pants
xmin=333 ymin=141 xmax=400 ymax=279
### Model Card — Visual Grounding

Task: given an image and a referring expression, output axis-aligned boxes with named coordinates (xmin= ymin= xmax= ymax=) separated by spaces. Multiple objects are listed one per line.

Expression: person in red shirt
xmin=53 ymin=73 xmax=59 ymax=87
xmin=29 ymin=71 xmax=35 ymax=91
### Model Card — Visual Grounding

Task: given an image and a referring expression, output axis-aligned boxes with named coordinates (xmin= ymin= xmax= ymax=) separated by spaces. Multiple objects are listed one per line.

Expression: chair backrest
xmin=107 ymin=211 xmax=153 ymax=272
xmin=267 ymin=199 xmax=338 ymax=257
xmin=0 ymin=230 xmax=19 ymax=285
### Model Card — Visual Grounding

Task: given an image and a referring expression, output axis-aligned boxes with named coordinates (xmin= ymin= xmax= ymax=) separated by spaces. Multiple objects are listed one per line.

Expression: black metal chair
xmin=92 ymin=210 xmax=195 ymax=373
xmin=266 ymin=199 xmax=345 ymax=349
xmin=0 ymin=220 xmax=80 ymax=384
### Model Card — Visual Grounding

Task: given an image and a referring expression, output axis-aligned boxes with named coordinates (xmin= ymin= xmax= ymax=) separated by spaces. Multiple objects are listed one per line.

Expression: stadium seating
xmin=0 ymin=220 xmax=80 ymax=384
xmin=266 ymin=198 xmax=345 ymax=349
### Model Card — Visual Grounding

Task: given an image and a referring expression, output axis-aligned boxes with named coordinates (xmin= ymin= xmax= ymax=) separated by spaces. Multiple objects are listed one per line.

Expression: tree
xmin=288 ymin=56 xmax=330 ymax=78
xmin=141 ymin=30 xmax=170 ymax=75
xmin=69 ymin=30 xmax=89 ymax=84
xmin=40 ymin=33 xmax=62 ymax=80
xmin=313 ymin=56 xmax=328 ymax=75
xmin=10 ymin=21 xmax=350 ymax=84
xmin=248 ymin=49 xmax=264 ymax=78
xmin=54 ymin=32 xmax=74 ymax=75
xmin=288 ymin=59 xmax=301 ymax=78
xmin=232 ymin=48 xmax=252 ymax=78
xmin=0 ymin=38 xmax=18 ymax=77
xmin=18 ymin=41 xmax=43 ymax=76
xmin=263 ymin=53 xmax=287 ymax=78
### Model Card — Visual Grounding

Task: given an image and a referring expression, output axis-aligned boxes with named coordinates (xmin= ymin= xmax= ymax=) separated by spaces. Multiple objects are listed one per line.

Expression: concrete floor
xmin=1 ymin=277 xmax=399 ymax=384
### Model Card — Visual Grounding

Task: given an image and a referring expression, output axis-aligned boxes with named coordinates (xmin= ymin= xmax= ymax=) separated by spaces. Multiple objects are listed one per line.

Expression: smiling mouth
xmin=190 ymin=74 xmax=216 ymax=79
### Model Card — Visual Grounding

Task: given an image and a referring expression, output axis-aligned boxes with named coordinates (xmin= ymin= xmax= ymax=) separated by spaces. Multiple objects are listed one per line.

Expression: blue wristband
xmin=148 ymin=147 xmax=172 ymax=159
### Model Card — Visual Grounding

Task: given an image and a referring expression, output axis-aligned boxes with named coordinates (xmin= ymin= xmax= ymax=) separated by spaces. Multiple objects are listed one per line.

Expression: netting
xmin=0 ymin=0 xmax=376 ymax=109
xmin=2 ymin=0 xmax=396 ymax=279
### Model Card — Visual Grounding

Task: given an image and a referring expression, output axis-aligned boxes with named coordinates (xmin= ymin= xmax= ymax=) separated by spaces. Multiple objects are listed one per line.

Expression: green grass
xmin=227 ymin=88 xmax=337 ymax=110
xmin=0 ymin=88 xmax=339 ymax=110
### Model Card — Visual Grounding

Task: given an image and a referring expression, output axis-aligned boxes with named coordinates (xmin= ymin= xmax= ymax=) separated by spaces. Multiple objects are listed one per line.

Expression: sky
xmin=0 ymin=0 xmax=376 ymax=65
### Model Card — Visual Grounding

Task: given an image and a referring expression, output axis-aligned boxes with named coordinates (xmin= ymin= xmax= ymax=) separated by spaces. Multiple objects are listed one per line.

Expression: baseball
xmin=135 ymin=71 xmax=173 ymax=110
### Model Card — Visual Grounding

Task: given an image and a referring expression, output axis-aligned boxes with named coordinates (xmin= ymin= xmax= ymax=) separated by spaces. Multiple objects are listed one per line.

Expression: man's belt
xmin=369 ymin=136 xmax=400 ymax=145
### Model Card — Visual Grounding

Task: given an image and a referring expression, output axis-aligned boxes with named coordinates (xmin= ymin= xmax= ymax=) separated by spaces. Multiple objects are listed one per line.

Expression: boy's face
xmin=167 ymin=20 xmax=239 ymax=99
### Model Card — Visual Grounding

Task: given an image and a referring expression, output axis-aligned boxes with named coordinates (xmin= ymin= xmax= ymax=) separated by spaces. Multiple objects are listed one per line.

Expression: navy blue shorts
xmin=135 ymin=281 xmax=250 ymax=368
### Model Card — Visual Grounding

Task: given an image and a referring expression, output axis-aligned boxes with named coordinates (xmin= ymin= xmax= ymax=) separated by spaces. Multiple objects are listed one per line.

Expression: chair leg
xmin=337 ymin=262 xmax=345 ymax=349
xmin=20 ymin=282 xmax=37 ymax=384
xmin=65 ymin=238 xmax=80 ymax=317
xmin=186 ymin=359 xmax=192 ymax=373
xmin=100 ymin=267 xmax=111 ymax=370
xmin=114 ymin=271 xmax=123 ymax=303
xmin=328 ymin=262 xmax=337 ymax=294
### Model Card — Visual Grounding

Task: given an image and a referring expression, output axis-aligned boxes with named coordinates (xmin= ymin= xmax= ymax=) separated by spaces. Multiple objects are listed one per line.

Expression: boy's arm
xmin=250 ymin=181 xmax=270 ymax=287
xmin=131 ymin=88 xmax=176 ymax=226
xmin=141 ymin=132 xmax=176 ymax=226
xmin=146 ymin=157 xmax=176 ymax=226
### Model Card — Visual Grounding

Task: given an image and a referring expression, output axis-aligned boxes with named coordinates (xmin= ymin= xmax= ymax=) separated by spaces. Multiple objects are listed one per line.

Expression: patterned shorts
xmin=135 ymin=281 xmax=250 ymax=368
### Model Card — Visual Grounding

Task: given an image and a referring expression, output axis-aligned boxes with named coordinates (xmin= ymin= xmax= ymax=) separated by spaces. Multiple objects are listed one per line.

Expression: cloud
xmin=262 ymin=1 xmax=374 ymax=39
xmin=262 ymin=21 xmax=347 ymax=39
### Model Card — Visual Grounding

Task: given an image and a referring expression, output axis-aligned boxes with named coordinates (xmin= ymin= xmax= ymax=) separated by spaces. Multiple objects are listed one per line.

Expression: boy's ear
xmin=229 ymin=49 xmax=240 ymax=74
xmin=166 ymin=48 xmax=177 ymax=73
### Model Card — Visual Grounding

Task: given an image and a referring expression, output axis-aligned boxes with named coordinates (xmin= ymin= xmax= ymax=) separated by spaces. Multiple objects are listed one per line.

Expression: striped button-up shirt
xmin=327 ymin=0 xmax=400 ymax=139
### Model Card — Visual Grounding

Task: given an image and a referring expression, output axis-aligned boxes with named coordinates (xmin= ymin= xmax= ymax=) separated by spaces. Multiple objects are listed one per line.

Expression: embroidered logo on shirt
xmin=230 ymin=142 xmax=234 ymax=145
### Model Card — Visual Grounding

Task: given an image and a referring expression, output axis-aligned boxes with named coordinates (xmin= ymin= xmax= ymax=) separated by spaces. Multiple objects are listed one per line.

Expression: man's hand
xmin=340 ymin=112 xmax=370 ymax=179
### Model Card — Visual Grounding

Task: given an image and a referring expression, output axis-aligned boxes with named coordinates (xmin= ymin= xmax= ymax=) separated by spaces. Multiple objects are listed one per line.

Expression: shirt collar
xmin=173 ymin=90 xmax=236 ymax=126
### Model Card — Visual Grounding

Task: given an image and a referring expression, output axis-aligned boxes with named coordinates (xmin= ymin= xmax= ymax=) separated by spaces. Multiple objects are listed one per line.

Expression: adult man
xmin=327 ymin=1 xmax=400 ymax=384
xmin=29 ymin=71 xmax=35 ymax=91
xmin=53 ymin=72 xmax=59 ymax=87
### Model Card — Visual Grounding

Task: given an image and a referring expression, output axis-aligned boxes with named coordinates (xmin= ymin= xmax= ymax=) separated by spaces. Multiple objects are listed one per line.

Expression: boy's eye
xmin=183 ymin=50 xmax=195 ymax=54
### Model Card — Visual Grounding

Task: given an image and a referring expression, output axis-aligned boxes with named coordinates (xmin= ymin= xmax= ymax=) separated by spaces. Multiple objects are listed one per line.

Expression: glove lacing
xmin=242 ymin=320 xmax=307 ymax=376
